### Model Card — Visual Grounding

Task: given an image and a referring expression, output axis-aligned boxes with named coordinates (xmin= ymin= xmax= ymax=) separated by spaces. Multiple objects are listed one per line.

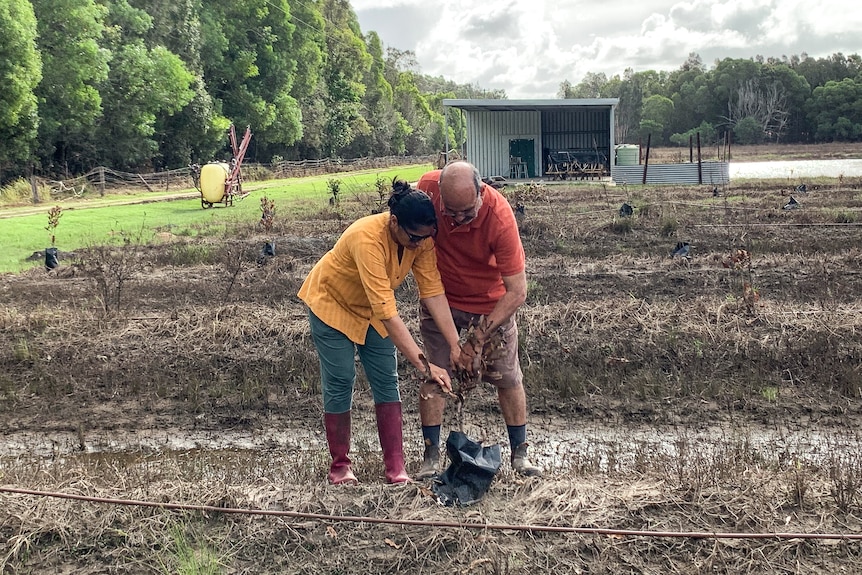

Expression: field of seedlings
xmin=2 ymin=147 xmax=862 ymax=573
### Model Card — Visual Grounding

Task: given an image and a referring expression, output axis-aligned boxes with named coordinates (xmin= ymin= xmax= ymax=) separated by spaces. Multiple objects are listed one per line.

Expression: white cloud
xmin=352 ymin=0 xmax=862 ymax=99
xmin=349 ymin=0 xmax=417 ymax=10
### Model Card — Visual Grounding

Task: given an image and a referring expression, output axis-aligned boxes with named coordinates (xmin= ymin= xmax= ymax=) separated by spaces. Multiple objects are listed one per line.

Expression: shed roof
xmin=443 ymin=98 xmax=619 ymax=112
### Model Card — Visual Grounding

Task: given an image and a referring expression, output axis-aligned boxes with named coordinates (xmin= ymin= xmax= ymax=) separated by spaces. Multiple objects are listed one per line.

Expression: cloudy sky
xmin=351 ymin=0 xmax=862 ymax=99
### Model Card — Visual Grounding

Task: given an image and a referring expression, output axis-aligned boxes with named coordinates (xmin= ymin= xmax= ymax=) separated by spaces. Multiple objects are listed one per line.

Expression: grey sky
xmin=352 ymin=0 xmax=862 ymax=99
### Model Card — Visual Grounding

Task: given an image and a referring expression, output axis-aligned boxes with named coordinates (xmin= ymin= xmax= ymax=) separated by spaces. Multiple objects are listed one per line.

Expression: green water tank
xmin=615 ymin=144 xmax=640 ymax=166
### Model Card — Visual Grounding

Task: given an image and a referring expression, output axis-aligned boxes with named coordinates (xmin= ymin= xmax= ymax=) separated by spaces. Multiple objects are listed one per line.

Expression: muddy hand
xmin=448 ymin=345 xmax=461 ymax=375
xmin=428 ymin=362 xmax=453 ymax=394
xmin=458 ymin=340 xmax=481 ymax=375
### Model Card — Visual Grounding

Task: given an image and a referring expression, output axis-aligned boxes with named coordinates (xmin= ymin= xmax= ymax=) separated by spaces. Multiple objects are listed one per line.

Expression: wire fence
xmin=28 ymin=155 xmax=436 ymax=202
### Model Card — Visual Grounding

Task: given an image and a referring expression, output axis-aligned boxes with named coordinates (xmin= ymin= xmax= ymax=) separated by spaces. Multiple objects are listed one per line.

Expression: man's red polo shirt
xmin=417 ymin=170 xmax=525 ymax=315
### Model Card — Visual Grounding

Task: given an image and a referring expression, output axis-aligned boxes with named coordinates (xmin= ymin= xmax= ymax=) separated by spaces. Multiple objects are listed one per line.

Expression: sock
xmin=422 ymin=425 xmax=441 ymax=448
xmin=507 ymin=424 xmax=527 ymax=449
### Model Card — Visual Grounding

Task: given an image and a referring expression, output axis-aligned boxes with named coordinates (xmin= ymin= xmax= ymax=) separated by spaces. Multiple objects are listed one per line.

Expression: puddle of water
xmin=0 ymin=428 xmax=323 ymax=459
xmin=730 ymin=159 xmax=862 ymax=179
xmin=530 ymin=424 xmax=862 ymax=474
xmin=3 ymin=421 xmax=858 ymax=477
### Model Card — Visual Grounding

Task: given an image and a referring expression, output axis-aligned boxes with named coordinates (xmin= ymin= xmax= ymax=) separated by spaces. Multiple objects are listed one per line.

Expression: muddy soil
xmin=2 ymin=145 xmax=862 ymax=573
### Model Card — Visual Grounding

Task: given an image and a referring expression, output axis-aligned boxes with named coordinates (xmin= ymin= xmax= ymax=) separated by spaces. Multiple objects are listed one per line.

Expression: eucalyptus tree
xmin=708 ymin=58 xmax=762 ymax=132
xmin=639 ymin=94 xmax=674 ymax=145
xmin=200 ymin=0 xmax=303 ymax=161
xmin=700 ymin=58 xmax=758 ymax=141
xmin=614 ymin=69 xmax=665 ymax=144
xmin=793 ymin=52 xmax=862 ymax=91
xmin=808 ymin=78 xmax=862 ymax=141
xmin=709 ymin=58 xmax=809 ymax=144
xmin=425 ymin=91 xmax=464 ymax=153
xmin=384 ymin=47 xmax=437 ymax=154
xmin=285 ymin=0 xmax=325 ymax=159
xmin=413 ymin=70 xmax=499 ymax=152
xmin=130 ymin=0 xmax=227 ymax=168
xmin=556 ymin=80 xmax=574 ymax=99
xmin=558 ymin=73 xmax=609 ymax=101
xmin=664 ymin=53 xmax=712 ymax=142
xmin=318 ymin=0 xmax=372 ymax=157
xmin=31 ymin=0 xmax=109 ymax=175
xmin=94 ymin=0 xmax=195 ymax=170
xmin=0 ymin=0 xmax=41 ymax=181
xmin=383 ymin=47 xmax=418 ymax=96
xmin=392 ymin=70 xmax=436 ymax=154
xmin=345 ymin=31 xmax=406 ymax=157
xmin=759 ymin=63 xmax=810 ymax=142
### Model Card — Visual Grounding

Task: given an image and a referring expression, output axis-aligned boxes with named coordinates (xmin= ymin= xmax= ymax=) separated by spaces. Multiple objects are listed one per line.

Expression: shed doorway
xmin=508 ymin=139 xmax=535 ymax=178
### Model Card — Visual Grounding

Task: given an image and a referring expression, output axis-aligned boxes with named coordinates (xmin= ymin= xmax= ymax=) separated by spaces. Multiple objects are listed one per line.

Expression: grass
xmin=157 ymin=521 xmax=225 ymax=575
xmin=0 ymin=164 xmax=432 ymax=273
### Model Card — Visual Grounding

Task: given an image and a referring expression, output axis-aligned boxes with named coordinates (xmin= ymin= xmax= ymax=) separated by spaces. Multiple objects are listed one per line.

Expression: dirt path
xmin=0 ymin=191 xmax=200 ymax=219
xmin=0 ymin=184 xmax=279 ymax=219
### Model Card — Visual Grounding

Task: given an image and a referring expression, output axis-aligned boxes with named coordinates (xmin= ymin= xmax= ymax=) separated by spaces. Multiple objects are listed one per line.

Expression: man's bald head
xmin=438 ymin=161 xmax=484 ymax=225
xmin=439 ymin=161 xmax=482 ymax=206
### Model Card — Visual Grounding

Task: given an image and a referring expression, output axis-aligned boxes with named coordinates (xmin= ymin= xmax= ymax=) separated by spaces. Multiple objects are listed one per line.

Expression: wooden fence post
xmin=641 ymin=134 xmax=651 ymax=185
xmin=696 ymin=132 xmax=702 ymax=184
xmin=30 ymin=174 xmax=40 ymax=203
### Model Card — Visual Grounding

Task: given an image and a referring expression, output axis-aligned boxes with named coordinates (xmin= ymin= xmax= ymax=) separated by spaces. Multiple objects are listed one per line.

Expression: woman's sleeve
xmin=411 ymin=244 xmax=446 ymax=299
xmin=352 ymin=238 xmax=399 ymax=320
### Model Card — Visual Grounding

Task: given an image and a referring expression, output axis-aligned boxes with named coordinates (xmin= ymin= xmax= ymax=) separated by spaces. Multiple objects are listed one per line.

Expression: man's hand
xmin=448 ymin=345 xmax=461 ymax=374
xmin=458 ymin=321 xmax=488 ymax=374
xmin=458 ymin=340 xmax=482 ymax=374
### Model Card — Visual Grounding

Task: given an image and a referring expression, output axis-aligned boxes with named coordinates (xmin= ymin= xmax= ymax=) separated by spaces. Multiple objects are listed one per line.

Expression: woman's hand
xmin=427 ymin=362 xmax=453 ymax=394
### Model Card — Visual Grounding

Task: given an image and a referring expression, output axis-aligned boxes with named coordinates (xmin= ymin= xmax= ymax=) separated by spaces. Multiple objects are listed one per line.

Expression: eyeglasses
xmin=401 ymin=226 xmax=435 ymax=243
xmin=442 ymin=191 xmax=483 ymax=223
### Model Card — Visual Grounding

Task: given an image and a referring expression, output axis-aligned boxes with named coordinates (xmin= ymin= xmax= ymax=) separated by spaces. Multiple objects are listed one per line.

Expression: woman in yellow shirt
xmin=298 ymin=180 xmax=461 ymax=484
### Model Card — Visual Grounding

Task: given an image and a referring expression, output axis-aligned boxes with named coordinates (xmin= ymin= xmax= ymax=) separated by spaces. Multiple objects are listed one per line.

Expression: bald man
xmin=415 ymin=161 xmax=541 ymax=478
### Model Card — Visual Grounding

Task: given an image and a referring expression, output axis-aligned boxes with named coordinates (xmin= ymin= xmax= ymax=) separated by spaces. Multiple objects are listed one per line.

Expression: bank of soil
xmin=2 ymin=151 xmax=862 ymax=573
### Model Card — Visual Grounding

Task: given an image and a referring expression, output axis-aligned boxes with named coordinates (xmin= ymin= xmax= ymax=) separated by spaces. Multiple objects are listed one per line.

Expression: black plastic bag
xmin=257 ymin=241 xmax=276 ymax=265
xmin=432 ymin=431 xmax=501 ymax=506
xmin=45 ymin=247 xmax=59 ymax=270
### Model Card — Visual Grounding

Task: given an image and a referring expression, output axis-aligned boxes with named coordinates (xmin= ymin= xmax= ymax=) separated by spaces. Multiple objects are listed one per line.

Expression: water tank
xmin=199 ymin=162 xmax=229 ymax=203
xmin=615 ymin=145 xmax=640 ymax=166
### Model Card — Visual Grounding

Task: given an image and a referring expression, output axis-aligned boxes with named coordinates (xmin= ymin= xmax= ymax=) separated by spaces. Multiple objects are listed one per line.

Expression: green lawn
xmin=0 ymin=164 xmax=433 ymax=273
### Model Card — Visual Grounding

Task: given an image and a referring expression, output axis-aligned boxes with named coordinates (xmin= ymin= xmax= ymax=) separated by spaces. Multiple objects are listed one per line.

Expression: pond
xmin=730 ymin=158 xmax=862 ymax=179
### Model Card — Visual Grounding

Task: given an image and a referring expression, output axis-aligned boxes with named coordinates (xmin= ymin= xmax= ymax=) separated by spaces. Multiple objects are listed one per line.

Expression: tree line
xmin=0 ymin=0 xmax=502 ymax=183
xmin=559 ymin=52 xmax=862 ymax=149
xmin=2 ymin=0 xmax=861 ymax=184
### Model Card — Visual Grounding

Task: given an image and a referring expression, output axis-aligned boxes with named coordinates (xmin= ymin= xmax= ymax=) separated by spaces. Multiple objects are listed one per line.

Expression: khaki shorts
xmin=419 ymin=302 xmax=523 ymax=389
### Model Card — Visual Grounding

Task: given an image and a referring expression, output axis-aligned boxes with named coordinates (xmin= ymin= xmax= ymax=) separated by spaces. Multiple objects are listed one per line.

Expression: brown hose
xmin=1 ymin=486 xmax=860 ymax=541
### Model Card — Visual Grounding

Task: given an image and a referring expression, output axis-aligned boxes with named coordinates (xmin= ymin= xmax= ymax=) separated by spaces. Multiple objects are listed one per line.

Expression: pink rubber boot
xmin=374 ymin=402 xmax=411 ymax=484
xmin=324 ymin=411 xmax=358 ymax=485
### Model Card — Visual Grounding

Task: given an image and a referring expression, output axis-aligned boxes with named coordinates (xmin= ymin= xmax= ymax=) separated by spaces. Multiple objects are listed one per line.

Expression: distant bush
xmin=670 ymin=121 xmax=717 ymax=147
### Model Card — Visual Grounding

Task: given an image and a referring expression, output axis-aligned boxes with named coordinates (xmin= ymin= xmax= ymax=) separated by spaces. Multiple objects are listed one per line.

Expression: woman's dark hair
xmin=387 ymin=178 xmax=437 ymax=230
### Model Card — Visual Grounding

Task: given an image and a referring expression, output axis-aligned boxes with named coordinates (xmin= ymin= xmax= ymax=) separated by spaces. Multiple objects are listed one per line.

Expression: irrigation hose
xmin=2 ymin=486 xmax=861 ymax=541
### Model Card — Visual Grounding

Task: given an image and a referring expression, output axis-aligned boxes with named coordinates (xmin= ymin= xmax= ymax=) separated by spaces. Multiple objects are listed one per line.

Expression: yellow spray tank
xmin=195 ymin=124 xmax=252 ymax=208
xmin=199 ymin=162 xmax=230 ymax=204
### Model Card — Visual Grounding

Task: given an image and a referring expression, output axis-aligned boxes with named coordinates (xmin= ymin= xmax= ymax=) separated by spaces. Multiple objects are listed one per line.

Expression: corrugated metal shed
xmin=611 ymin=162 xmax=730 ymax=185
xmin=443 ymin=99 xmax=619 ymax=179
